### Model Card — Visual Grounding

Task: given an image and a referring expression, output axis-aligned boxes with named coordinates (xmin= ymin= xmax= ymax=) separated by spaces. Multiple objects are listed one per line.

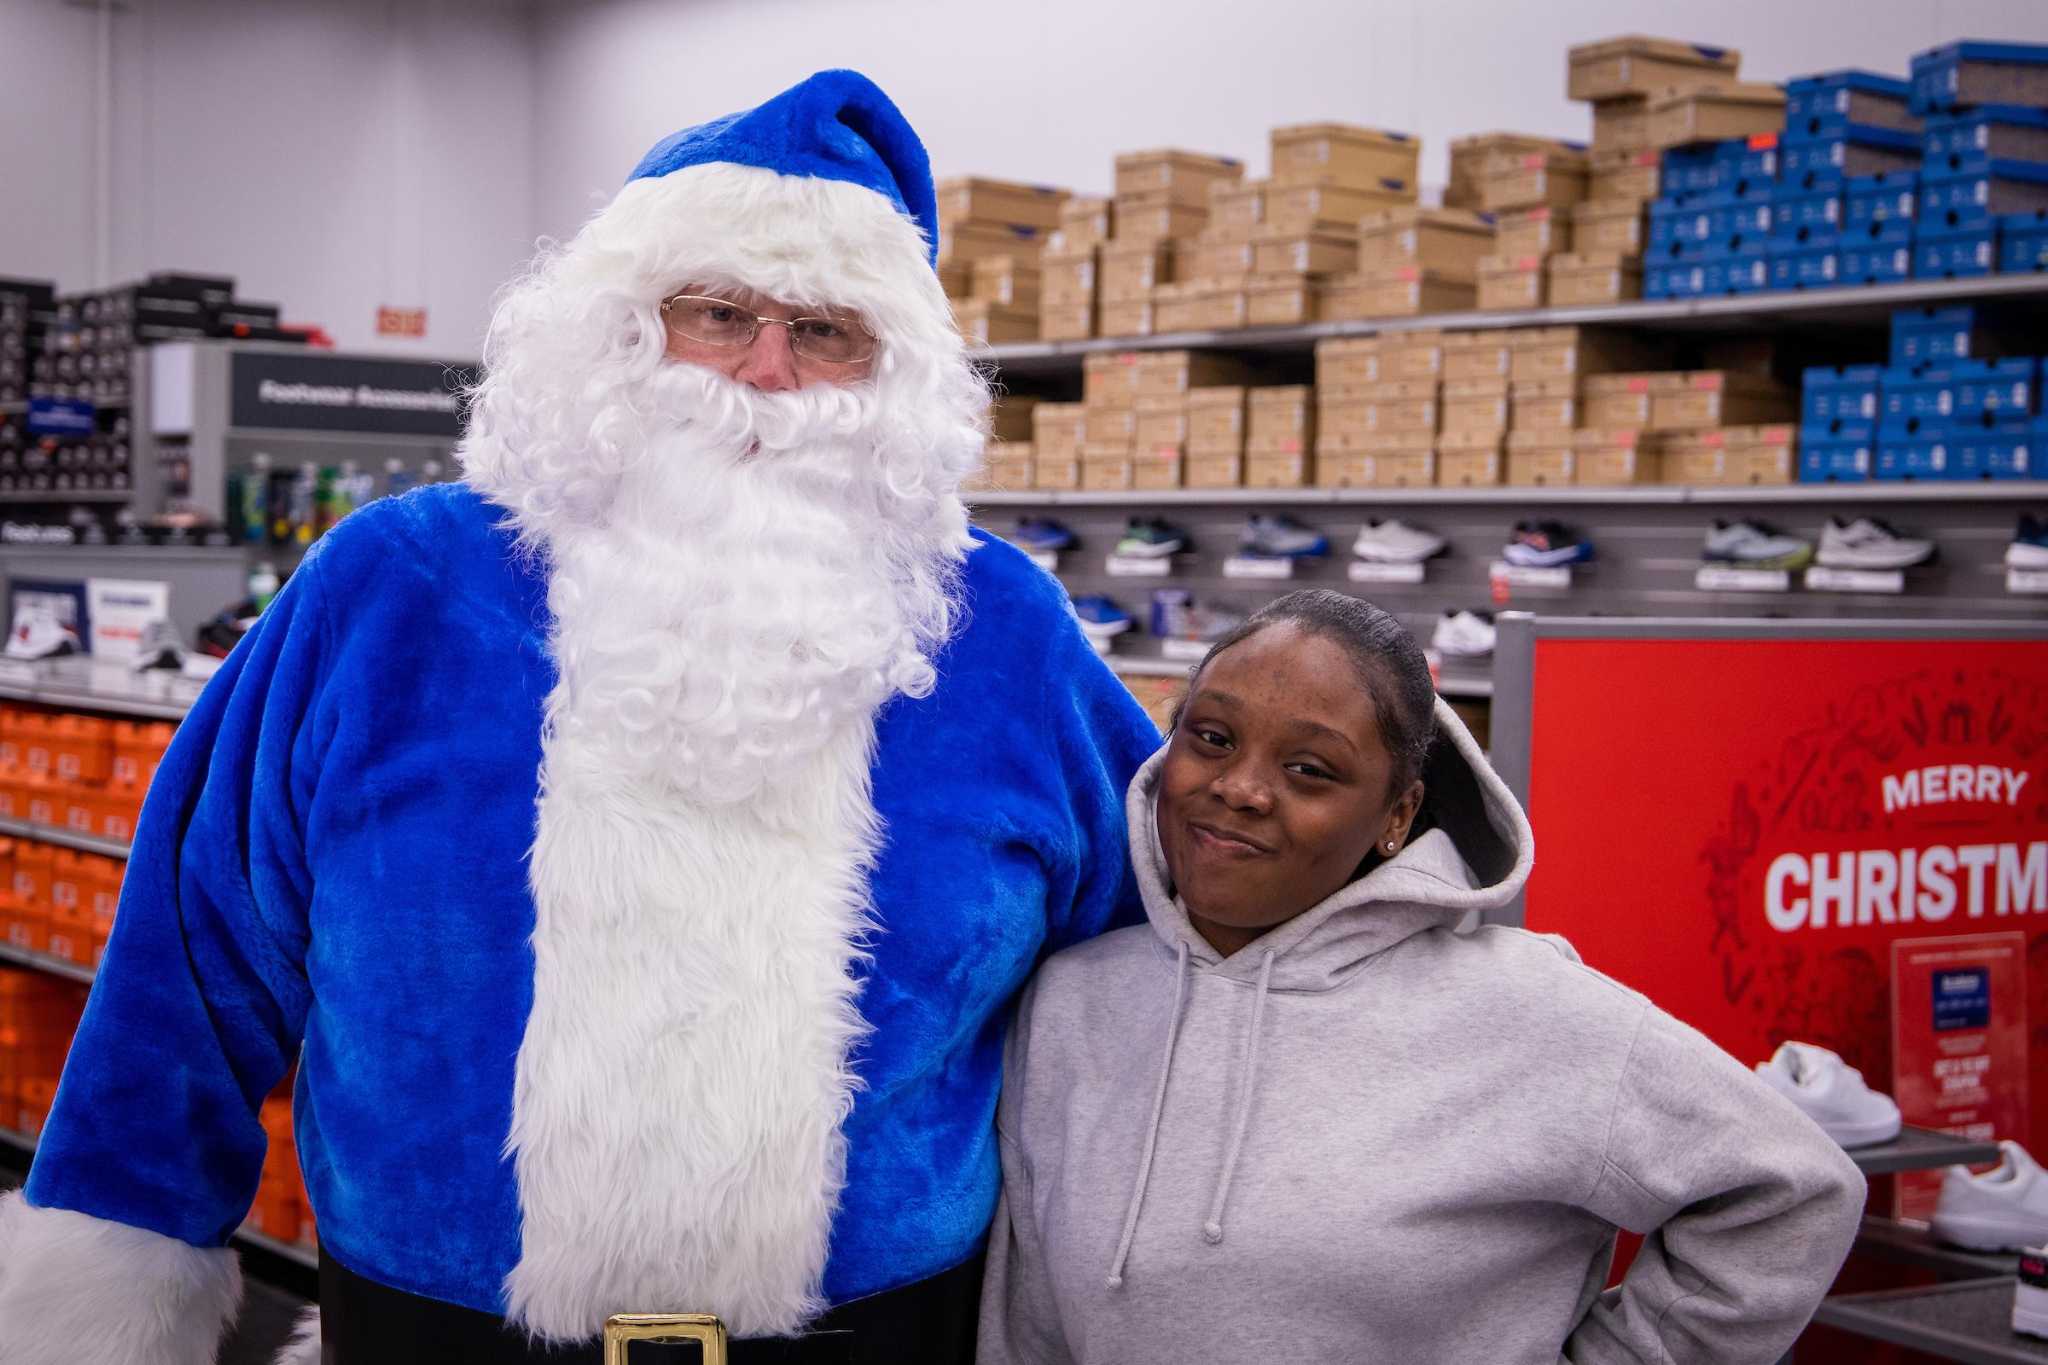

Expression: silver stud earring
xmin=1385 ymin=840 xmax=1398 ymax=853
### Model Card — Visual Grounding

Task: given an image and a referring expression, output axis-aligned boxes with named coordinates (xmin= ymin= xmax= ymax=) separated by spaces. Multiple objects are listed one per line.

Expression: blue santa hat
xmin=627 ymin=69 xmax=940 ymax=266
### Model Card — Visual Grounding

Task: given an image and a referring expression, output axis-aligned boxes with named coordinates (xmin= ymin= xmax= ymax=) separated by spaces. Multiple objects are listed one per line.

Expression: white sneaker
xmin=1754 ymin=1041 xmax=1902 ymax=1148
xmin=1816 ymin=516 xmax=1935 ymax=570
xmin=2018 ymin=1249 xmax=2048 ymax=1340
xmin=1431 ymin=610 xmax=1496 ymax=659
xmin=1702 ymin=520 xmax=1814 ymax=570
xmin=1352 ymin=518 xmax=1446 ymax=564
xmin=1932 ymin=1142 xmax=2048 ymax=1252
xmin=4 ymin=608 xmax=78 ymax=661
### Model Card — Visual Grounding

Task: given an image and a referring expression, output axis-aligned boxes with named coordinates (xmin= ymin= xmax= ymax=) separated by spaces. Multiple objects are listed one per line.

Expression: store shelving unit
xmin=0 ymin=938 xmax=95 ymax=985
xmin=0 ymin=655 xmax=203 ymax=722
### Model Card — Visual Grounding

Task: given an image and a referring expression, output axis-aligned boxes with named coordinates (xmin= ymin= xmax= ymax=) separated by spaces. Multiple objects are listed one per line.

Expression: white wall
xmin=529 ymin=0 xmax=2048 ymax=243
xmin=0 ymin=0 xmax=535 ymax=356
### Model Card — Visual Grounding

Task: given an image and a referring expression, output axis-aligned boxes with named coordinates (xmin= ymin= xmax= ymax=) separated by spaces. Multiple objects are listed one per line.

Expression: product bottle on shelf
xmin=289 ymin=462 xmax=318 ymax=546
xmin=313 ymin=465 xmax=342 ymax=538
xmin=242 ymin=452 xmax=270 ymax=545
xmin=266 ymin=465 xmax=294 ymax=546
xmin=248 ymin=561 xmax=280 ymax=615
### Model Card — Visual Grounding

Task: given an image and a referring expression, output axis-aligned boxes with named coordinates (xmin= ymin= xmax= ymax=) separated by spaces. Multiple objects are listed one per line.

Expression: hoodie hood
xmin=1126 ymin=696 xmax=1534 ymax=992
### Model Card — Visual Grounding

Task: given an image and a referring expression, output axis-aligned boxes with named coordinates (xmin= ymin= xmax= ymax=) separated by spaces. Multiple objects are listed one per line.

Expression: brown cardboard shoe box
xmin=1582 ymin=372 xmax=1657 ymax=427
xmin=1658 ymin=426 xmax=1798 ymax=485
xmin=1254 ymin=231 xmax=1359 ymax=277
xmin=1510 ymin=377 xmax=1580 ymax=430
xmin=1186 ymin=452 xmax=1245 ymax=488
xmin=1032 ymin=401 xmax=1088 ymax=459
xmin=1505 ymin=430 xmax=1577 ymax=485
xmin=1448 ymin=133 xmax=1590 ymax=208
xmin=1134 ymin=396 xmax=1189 ymax=449
xmin=1183 ymin=237 xmax=1257 ymax=280
xmin=1441 ymin=378 xmax=1510 ymax=435
xmin=1313 ymin=451 xmax=1375 ymax=487
xmin=1573 ymin=427 xmax=1662 ymax=484
xmin=1495 ymin=207 xmax=1572 ymax=259
xmin=1112 ymin=193 xmax=1209 ymax=243
xmin=1270 ymin=123 xmax=1421 ymax=192
xmin=1548 ymin=251 xmax=1643 ymax=306
xmin=1590 ymin=151 xmax=1663 ymax=203
xmin=1246 ymin=452 xmax=1310 ymax=487
xmin=1570 ymin=201 xmax=1649 ymax=255
xmin=1153 ymin=282 xmax=1211 ymax=334
xmin=1081 ymin=406 xmax=1138 ymax=448
xmin=1477 ymin=255 xmax=1547 ymax=311
xmin=1481 ymin=150 xmax=1592 ymax=212
xmin=1590 ymin=97 xmax=1653 ymax=156
xmin=1508 ymin=326 xmax=1666 ymax=382
xmin=1649 ymin=371 xmax=1796 ymax=431
xmin=1133 ymin=442 xmax=1186 ymax=490
xmin=1098 ymin=298 xmax=1154 ymax=338
xmin=989 ymin=395 xmax=1039 ymax=442
xmin=1247 ymin=386 xmax=1314 ymax=453
xmin=1266 ymin=181 xmax=1412 ymax=236
xmin=1246 ymin=274 xmax=1320 ymax=326
xmin=953 ymin=300 xmax=1038 ymax=344
xmin=1186 ymin=386 xmax=1247 ymax=452
xmin=1360 ymin=380 xmax=1440 ymax=433
xmin=935 ymin=178 xmax=1071 ymax=232
xmin=1436 ymin=428 xmax=1506 ymax=485
xmin=1040 ymin=298 xmax=1091 ymax=342
xmin=1316 ymin=337 xmax=1383 ymax=385
xmin=1648 ymin=84 xmax=1787 ymax=150
xmin=1083 ymin=353 xmax=1144 ymax=407
xmin=1137 ymin=350 xmax=1258 ymax=399
xmin=1567 ymin=35 xmax=1741 ymax=102
xmin=939 ymin=222 xmax=1048 ymax=265
xmin=1100 ymin=242 xmax=1175 ymax=301
xmin=1379 ymin=331 xmax=1446 ymax=382
xmin=1368 ymin=449 xmax=1438 ymax=487
xmin=1443 ymin=332 xmax=1514 ymax=381
xmin=939 ymin=259 xmax=972 ymax=299
xmin=1315 ymin=389 xmax=1373 ymax=442
xmin=1080 ymin=452 xmax=1136 ymax=491
xmin=1040 ymin=248 xmax=1099 ymax=305
xmin=1053 ymin=197 xmax=1114 ymax=251
xmin=1208 ymin=180 xmax=1269 ymax=236
xmin=1113 ymin=149 xmax=1246 ymax=206
xmin=1356 ymin=208 xmax=1497 ymax=280
xmin=1033 ymin=457 xmax=1081 ymax=490
xmin=971 ymin=255 xmax=1042 ymax=310
xmin=1321 ymin=268 xmax=1475 ymax=320
xmin=965 ymin=440 xmax=1034 ymax=492
xmin=1658 ymin=431 xmax=1729 ymax=485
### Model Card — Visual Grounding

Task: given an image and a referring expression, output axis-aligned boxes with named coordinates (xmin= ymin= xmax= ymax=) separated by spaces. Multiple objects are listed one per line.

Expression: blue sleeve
xmin=1039 ymin=613 xmax=1160 ymax=953
xmin=26 ymin=554 xmax=332 ymax=1247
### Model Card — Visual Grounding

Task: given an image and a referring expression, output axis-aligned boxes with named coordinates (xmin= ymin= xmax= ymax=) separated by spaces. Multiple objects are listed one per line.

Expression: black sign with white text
xmin=229 ymin=351 xmax=476 ymax=438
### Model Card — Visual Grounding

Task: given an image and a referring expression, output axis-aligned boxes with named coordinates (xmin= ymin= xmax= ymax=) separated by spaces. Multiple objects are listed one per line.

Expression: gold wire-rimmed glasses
xmin=658 ymin=293 xmax=877 ymax=365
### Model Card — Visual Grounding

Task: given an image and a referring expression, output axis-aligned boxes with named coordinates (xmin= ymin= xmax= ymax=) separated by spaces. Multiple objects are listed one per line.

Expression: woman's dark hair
xmin=1180 ymin=589 xmax=1437 ymax=796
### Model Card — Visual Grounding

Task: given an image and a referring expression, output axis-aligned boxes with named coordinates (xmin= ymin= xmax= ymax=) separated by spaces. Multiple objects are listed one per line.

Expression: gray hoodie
xmin=979 ymin=700 xmax=1865 ymax=1364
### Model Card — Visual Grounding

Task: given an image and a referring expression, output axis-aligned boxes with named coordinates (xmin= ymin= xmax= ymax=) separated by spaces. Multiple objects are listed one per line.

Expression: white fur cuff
xmin=0 ymin=1190 xmax=242 ymax=1365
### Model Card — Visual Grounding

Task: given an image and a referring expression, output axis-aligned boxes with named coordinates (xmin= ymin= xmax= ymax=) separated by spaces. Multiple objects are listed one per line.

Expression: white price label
xmin=1348 ymin=560 xmax=1427 ymax=584
xmin=1489 ymin=560 xmax=1573 ymax=590
xmin=1223 ymin=555 xmax=1296 ymax=580
xmin=1160 ymin=638 xmax=1210 ymax=662
xmin=1805 ymin=566 xmax=1905 ymax=594
xmin=1105 ymin=554 xmax=1172 ymax=577
xmin=1695 ymin=566 xmax=1791 ymax=593
xmin=2007 ymin=568 xmax=2048 ymax=594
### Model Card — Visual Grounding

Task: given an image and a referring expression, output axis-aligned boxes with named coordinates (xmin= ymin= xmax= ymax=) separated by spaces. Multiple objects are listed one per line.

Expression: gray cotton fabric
xmin=978 ymin=697 xmax=1865 ymax=1365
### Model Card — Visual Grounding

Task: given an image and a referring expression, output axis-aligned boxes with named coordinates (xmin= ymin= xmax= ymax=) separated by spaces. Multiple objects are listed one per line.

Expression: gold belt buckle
xmin=602 ymin=1313 xmax=728 ymax=1365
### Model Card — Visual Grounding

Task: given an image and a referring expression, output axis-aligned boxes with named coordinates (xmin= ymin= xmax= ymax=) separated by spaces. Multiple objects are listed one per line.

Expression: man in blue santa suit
xmin=0 ymin=70 xmax=1155 ymax=1363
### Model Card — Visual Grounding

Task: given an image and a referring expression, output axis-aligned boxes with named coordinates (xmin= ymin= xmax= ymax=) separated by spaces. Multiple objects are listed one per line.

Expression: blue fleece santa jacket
xmin=24 ymin=482 xmax=1157 ymax=1315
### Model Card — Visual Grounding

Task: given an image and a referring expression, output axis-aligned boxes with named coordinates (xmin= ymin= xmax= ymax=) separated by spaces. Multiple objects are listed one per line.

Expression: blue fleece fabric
xmin=628 ymin=69 xmax=941 ymax=266
xmin=26 ymin=483 xmax=1156 ymax=1319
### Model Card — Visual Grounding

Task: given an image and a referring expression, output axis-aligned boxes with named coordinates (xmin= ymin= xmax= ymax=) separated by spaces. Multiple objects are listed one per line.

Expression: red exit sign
xmin=377 ymin=307 xmax=427 ymax=337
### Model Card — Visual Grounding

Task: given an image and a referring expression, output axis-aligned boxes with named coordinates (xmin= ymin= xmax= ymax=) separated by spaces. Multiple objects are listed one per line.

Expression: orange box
xmin=12 ymin=841 xmax=52 ymax=912
xmin=22 ymin=778 xmax=59 ymax=831
xmin=112 ymin=722 xmax=176 ymax=792
xmin=61 ymin=794 xmax=98 ymax=838
xmin=45 ymin=907 xmax=93 ymax=967
xmin=15 ymin=713 xmax=53 ymax=778
xmin=17 ymin=1077 xmax=57 ymax=1137
xmin=48 ymin=716 xmax=112 ymax=787
xmin=99 ymin=791 xmax=144 ymax=844
xmin=49 ymin=850 xmax=89 ymax=916
xmin=0 ymin=707 xmax=26 ymax=773
xmin=91 ymin=911 xmax=114 ymax=970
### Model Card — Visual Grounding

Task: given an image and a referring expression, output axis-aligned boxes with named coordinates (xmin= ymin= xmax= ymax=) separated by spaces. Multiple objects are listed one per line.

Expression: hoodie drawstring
xmin=1106 ymin=939 xmax=1190 ymax=1290
xmin=1203 ymin=949 xmax=1274 ymax=1244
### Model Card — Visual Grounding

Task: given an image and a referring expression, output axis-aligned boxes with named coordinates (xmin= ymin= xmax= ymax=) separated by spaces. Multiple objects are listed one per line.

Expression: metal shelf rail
xmin=0 ymin=814 xmax=131 ymax=861
xmin=970 ymin=481 xmax=2048 ymax=510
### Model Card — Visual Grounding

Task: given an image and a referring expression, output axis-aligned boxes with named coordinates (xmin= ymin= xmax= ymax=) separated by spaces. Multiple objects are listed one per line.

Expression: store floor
xmin=0 ymin=1153 xmax=311 ymax=1363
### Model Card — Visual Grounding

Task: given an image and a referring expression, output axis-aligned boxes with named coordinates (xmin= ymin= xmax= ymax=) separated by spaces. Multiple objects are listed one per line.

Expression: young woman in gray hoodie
xmin=979 ymin=589 xmax=1866 ymax=1364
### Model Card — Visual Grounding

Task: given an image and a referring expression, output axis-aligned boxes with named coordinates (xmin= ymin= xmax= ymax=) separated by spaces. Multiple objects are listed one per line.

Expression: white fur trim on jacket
xmin=0 ymin=1191 xmax=242 ymax=1365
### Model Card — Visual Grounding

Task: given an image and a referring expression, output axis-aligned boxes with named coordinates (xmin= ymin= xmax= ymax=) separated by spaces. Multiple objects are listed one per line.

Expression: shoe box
xmin=1566 ymin=35 xmax=1740 ymax=104
xmin=1911 ymin=40 xmax=2048 ymax=116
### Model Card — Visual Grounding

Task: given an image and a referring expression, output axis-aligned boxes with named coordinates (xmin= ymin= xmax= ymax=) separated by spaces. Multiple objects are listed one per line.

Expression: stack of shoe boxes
xmin=1475 ymin=143 xmax=1590 ymax=310
xmin=1644 ymin=139 xmax=1780 ymax=297
xmin=1912 ymin=41 xmax=2048 ymax=280
xmin=1040 ymin=197 xmax=1111 ymax=340
xmin=935 ymin=178 xmax=1068 ymax=344
xmin=1799 ymin=306 xmax=2040 ymax=481
xmin=1262 ymin=124 xmax=1430 ymax=323
xmin=1771 ymin=72 xmax=1921 ymax=289
xmin=1112 ymin=148 xmax=1241 ymax=337
xmin=1313 ymin=333 xmax=1444 ymax=488
xmin=965 ymin=395 xmax=1037 ymax=492
xmin=0 ymin=278 xmax=52 ymax=408
xmin=1077 ymin=350 xmax=1256 ymax=490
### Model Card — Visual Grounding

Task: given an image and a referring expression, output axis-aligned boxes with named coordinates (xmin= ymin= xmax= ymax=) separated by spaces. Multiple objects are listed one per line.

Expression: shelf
xmin=1110 ymin=650 xmax=1492 ymax=698
xmin=0 ymin=939 xmax=95 ymax=985
xmin=0 ymin=492 xmax=132 ymax=504
xmin=969 ymin=481 xmax=2048 ymax=509
xmin=0 ymin=1124 xmax=319 ymax=1270
xmin=977 ymin=274 xmax=2048 ymax=378
xmin=1856 ymin=1216 xmax=2020 ymax=1282
xmin=1814 ymin=1277 xmax=2048 ymax=1364
xmin=0 ymin=656 xmax=199 ymax=720
xmin=1849 ymin=1125 xmax=2003 ymax=1177
xmin=0 ymin=816 xmax=130 ymax=860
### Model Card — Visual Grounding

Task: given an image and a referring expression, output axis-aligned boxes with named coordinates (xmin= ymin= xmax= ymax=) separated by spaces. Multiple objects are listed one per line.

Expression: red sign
xmin=376 ymin=307 xmax=427 ymax=338
xmin=1524 ymin=638 xmax=2048 ymax=1151
xmin=1892 ymin=933 xmax=2028 ymax=1220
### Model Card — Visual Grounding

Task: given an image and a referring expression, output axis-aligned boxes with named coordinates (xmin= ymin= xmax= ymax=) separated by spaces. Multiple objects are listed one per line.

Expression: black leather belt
xmin=317 ymin=1247 xmax=985 ymax=1364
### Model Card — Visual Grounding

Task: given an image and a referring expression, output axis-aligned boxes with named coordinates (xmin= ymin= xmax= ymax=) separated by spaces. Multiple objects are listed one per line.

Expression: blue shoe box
xmin=1875 ymin=430 xmax=1955 ymax=480
xmin=1911 ymin=41 xmax=2048 ymax=116
xmin=1845 ymin=172 xmax=1919 ymax=230
xmin=1918 ymin=161 xmax=2048 ymax=232
xmin=1881 ymin=366 xmax=1957 ymax=424
xmin=1802 ymin=365 xmax=1884 ymax=425
xmin=1799 ymin=425 xmax=1876 ymax=481
xmin=1839 ymin=221 xmax=1917 ymax=283
xmin=1954 ymin=422 xmax=2033 ymax=478
xmin=1648 ymin=250 xmax=1768 ymax=298
xmin=1950 ymin=357 xmax=2037 ymax=418
xmin=1659 ymin=139 xmax=1779 ymax=198
xmin=1650 ymin=194 xmax=1771 ymax=250
xmin=2001 ymin=209 xmax=2048 ymax=270
xmin=1769 ymin=245 xmax=1842 ymax=290
xmin=1785 ymin=71 xmax=1916 ymax=143
xmin=1780 ymin=125 xmax=1922 ymax=190
xmin=1914 ymin=226 xmax=1999 ymax=278
xmin=1924 ymin=105 xmax=2048 ymax=175
xmin=1727 ymin=248 xmax=1774 ymax=293
xmin=1891 ymin=305 xmax=1977 ymax=366
xmin=1770 ymin=187 xmax=1845 ymax=246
